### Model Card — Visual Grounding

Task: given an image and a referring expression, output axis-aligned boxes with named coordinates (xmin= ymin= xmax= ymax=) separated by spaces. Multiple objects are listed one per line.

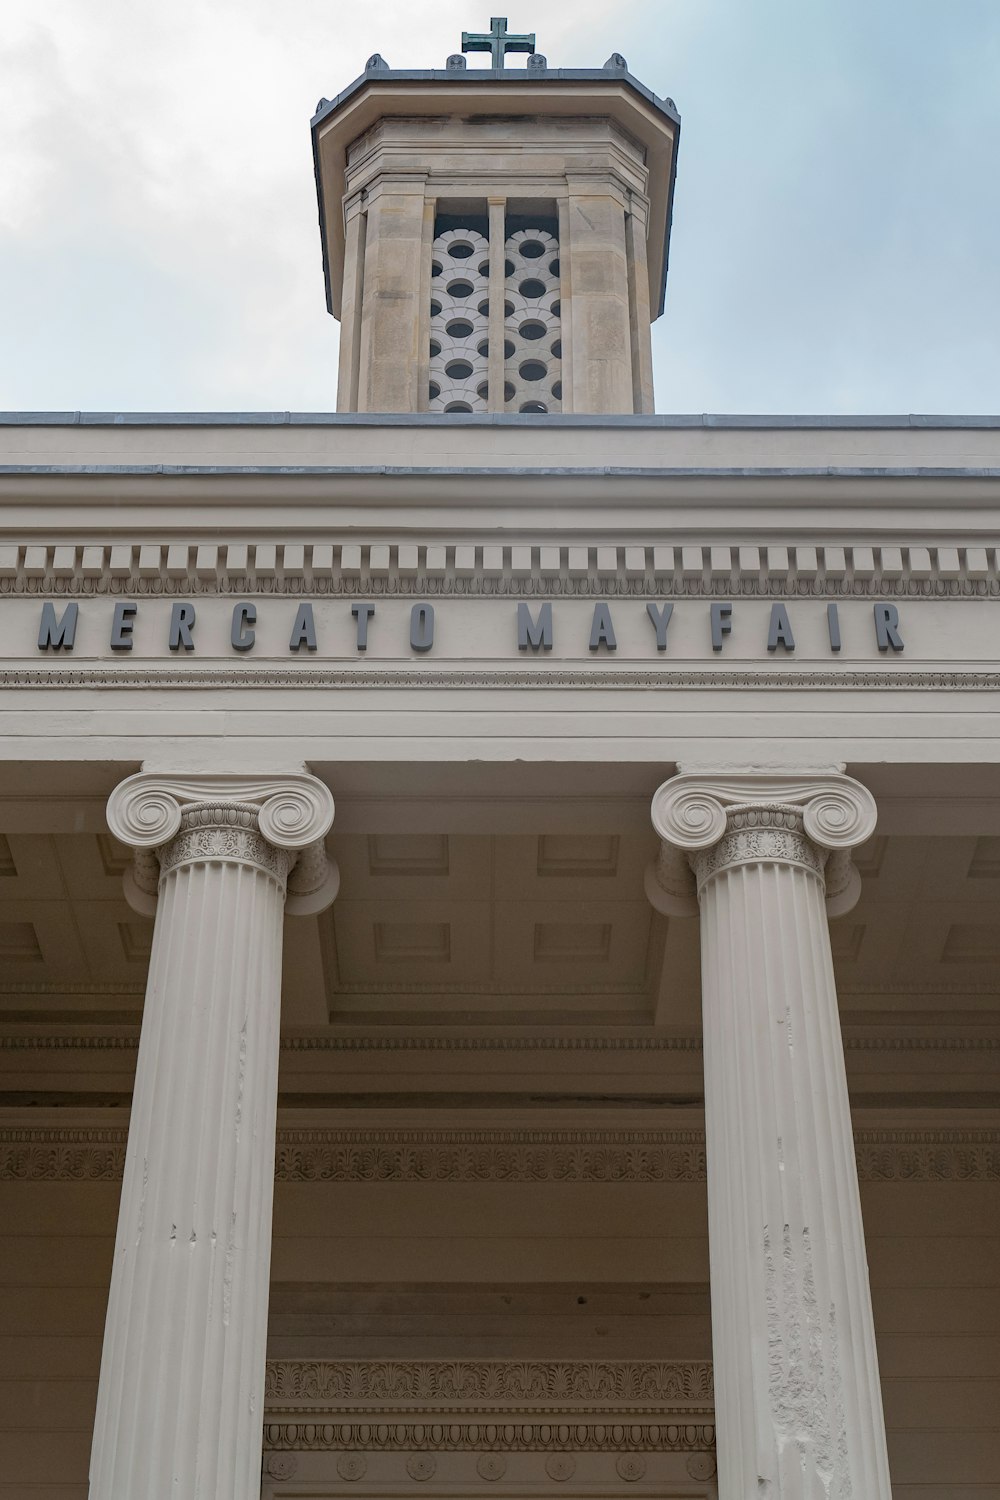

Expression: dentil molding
xmin=261 ymin=1420 xmax=716 ymax=1456
xmin=1 ymin=540 xmax=998 ymax=596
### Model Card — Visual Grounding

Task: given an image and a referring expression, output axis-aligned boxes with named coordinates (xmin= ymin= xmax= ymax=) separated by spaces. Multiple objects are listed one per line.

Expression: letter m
xmin=517 ymin=601 xmax=552 ymax=652
xmin=37 ymin=602 xmax=79 ymax=652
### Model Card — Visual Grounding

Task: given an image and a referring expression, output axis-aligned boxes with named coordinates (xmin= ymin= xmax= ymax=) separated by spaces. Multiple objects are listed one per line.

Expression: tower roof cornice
xmin=311 ymin=65 xmax=680 ymax=324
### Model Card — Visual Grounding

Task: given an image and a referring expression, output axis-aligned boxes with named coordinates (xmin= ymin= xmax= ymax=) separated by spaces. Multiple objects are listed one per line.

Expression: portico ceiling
xmin=0 ymin=781 xmax=995 ymax=1120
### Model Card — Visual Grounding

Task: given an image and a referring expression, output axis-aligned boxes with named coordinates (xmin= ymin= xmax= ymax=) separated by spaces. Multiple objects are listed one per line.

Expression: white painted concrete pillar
xmin=90 ymin=772 xmax=337 ymax=1500
xmin=647 ymin=771 xmax=891 ymax=1500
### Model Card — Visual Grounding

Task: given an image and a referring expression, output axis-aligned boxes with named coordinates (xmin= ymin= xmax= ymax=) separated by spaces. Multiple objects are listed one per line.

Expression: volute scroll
xmin=646 ymin=769 xmax=878 ymax=918
xmin=107 ymin=770 xmax=338 ymax=917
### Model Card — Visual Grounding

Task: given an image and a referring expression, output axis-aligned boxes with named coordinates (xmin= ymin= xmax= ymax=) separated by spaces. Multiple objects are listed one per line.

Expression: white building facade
xmin=0 ymin=29 xmax=996 ymax=1500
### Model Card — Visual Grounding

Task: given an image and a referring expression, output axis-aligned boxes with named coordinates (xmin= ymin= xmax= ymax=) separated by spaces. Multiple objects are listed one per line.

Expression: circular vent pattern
xmin=504 ymin=229 xmax=562 ymax=414
xmin=429 ymin=229 xmax=489 ymax=413
xmin=427 ymin=225 xmax=563 ymax=413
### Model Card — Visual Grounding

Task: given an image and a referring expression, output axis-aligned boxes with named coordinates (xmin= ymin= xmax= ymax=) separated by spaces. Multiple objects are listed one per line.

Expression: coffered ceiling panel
xmin=325 ymin=832 xmax=659 ymax=1021
xmin=0 ymin=899 xmax=90 ymax=979
xmin=0 ymin=828 xmax=993 ymax=1044
xmin=492 ymin=834 xmax=647 ymax=897
xmin=492 ymin=899 xmax=651 ymax=987
xmin=332 ymin=833 xmax=491 ymax=900
xmin=333 ymin=897 xmax=494 ymax=986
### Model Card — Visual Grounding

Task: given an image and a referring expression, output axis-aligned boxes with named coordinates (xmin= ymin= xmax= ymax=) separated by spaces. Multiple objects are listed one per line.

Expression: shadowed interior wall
xmin=0 ymin=1171 xmax=996 ymax=1495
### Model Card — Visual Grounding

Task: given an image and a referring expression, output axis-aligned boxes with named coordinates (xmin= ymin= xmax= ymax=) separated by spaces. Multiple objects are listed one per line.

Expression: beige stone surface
xmin=320 ymin=100 xmax=663 ymax=413
xmin=357 ymin=185 xmax=428 ymax=412
xmin=4 ymin=414 xmax=1000 ymax=475
xmin=315 ymin=78 xmax=676 ymax=322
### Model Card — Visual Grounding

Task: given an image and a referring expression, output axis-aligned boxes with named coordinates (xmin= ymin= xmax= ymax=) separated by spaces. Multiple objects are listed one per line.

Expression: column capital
xmin=645 ymin=769 xmax=877 ymax=918
xmin=107 ymin=771 xmax=337 ymax=918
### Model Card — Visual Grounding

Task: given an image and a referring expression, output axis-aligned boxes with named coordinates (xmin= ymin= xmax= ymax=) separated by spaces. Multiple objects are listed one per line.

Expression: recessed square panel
xmin=0 ymin=834 xmax=63 ymax=897
xmin=332 ymin=834 xmax=489 ymax=901
xmin=852 ymin=835 xmax=887 ymax=879
xmin=118 ymin=922 xmax=153 ymax=963
xmin=493 ymin=834 xmax=650 ymax=901
xmin=373 ymin=921 xmax=451 ymax=962
xmin=536 ymin=834 xmax=619 ymax=877
xmin=368 ymin=835 xmax=450 ymax=876
xmin=333 ymin=898 xmax=490 ymax=986
xmin=534 ymin=921 xmax=612 ymax=961
xmin=494 ymin=899 xmax=651 ymax=989
xmin=941 ymin=923 xmax=1000 ymax=963
xmin=0 ymin=921 xmax=41 ymax=961
xmin=829 ymin=923 xmax=864 ymax=962
xmin=98 ymin=833 xmax=132 ymax=877
xmin=52 ymin=832 xmax=132 ymax=900
xmin=967 ymin=837 xmax=1000 ymax=880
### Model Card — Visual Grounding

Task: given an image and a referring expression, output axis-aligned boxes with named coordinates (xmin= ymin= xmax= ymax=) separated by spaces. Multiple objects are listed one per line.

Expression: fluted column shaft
xmin=90 ymin=774 xmax=336 ymax=1500
xmin=649 ymin=773 xmax=891 ymax=1500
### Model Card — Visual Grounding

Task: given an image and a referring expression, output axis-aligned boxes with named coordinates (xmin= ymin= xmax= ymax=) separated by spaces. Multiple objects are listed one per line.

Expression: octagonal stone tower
xmin=312 ymin=23 xmax=680 ymax=415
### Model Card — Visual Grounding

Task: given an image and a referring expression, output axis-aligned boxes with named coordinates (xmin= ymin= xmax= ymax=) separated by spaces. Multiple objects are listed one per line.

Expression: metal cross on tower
xmin=461 ymin=16 xmax=537 ymax=69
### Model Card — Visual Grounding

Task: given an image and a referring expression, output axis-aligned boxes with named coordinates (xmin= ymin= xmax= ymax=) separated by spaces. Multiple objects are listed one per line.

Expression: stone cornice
xmin=2 ymin=1125 xmax=995 ymax=1183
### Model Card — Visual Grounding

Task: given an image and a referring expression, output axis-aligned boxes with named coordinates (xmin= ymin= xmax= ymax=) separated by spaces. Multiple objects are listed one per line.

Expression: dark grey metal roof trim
xmin=309 ymin=64 xmax=681 ymax=319
xmin=2 ymin=412 xmax=1000 ymax=430
xmin=2 ymin=464 xmax=1000 ymax=479
xmin=310 ymin=64 xmax=680 ymax=131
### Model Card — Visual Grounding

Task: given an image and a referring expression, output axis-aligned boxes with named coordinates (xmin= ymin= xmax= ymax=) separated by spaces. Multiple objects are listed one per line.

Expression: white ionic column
xmin=90 ymin=772 xmax=337 ymax=1500
xmin=646 ymin=771 xmax=891 ymax=1500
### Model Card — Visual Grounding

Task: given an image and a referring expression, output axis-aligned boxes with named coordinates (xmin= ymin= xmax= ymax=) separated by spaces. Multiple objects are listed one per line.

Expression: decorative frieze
xmin=1 ymin=1125 xmax=996 ymax=1183
xmin=272 ymin=1130 xmax=707 ymax=1184
xmin=0 ymin=1127 xmax=128 ymax=1180
xmin=263 ymin=1360 xmax=715 ymax=1465
xmin=261 ymin=1359 xmax=717 ymax=1463
xmin=264 ymin=1357 xmax=714 ymax=1405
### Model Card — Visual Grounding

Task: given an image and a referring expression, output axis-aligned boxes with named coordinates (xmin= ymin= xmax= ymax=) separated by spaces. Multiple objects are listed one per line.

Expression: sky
xmin=2 ymin=0 xmax=999 ymax=416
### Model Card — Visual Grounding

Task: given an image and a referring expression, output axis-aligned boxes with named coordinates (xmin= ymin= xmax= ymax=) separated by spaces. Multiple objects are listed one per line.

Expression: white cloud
xmin=2 ymin=0 xmax=998 ymax=413
xmin=0 ymin=0 xmax=626 ymax=408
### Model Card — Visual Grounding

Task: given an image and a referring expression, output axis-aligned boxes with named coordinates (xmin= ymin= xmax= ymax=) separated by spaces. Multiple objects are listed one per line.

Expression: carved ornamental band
xmin=106 ymin=771 xmax=338 ymax=917
xmin=687 ymin=803 xmax=824 ymax=889
xmin=159 ymin=802 xmax=292 ymax=885
xmin=645 ymin=770 xmax=877 ymax=918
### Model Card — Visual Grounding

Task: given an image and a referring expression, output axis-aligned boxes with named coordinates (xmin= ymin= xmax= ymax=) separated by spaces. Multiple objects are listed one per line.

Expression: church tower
xmin=311 ymin=20 xmax=680 ymax=415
